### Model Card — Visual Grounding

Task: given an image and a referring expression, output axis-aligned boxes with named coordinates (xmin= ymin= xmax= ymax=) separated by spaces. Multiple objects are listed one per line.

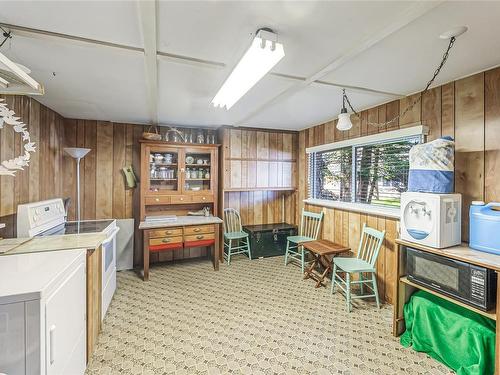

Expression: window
xmin=308 ymin=130 xmax=422 ymax=208
xmin=308 ymin=147 xmax=352 ymax=201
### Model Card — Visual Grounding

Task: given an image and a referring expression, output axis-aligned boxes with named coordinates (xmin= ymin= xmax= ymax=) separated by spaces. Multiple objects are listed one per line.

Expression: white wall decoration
xmin=0 ymin=98 xmax=35 ymax=176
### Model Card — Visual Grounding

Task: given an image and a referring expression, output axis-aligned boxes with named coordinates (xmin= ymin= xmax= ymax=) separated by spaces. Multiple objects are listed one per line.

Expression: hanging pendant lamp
xmin=336 ymin=89 xmax=353 ymax=131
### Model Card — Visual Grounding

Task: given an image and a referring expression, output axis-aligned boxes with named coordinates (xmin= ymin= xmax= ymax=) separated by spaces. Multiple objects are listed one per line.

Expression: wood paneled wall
xmin=224 ymin=190 xmax=296 ymax=226
xmin=221 ymin=128 xmax=297 ymax=191
xmin=0 ymin=94 xmax=145 ymax=239
xmin=219 ymin=127 xmax=298 ymax=226
xmin=299 ymin=66 xmax=500 ymax=304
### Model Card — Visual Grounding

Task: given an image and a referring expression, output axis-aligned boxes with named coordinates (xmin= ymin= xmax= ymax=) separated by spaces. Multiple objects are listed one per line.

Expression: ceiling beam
xmin=0 ymin=23 xmax=144 ymax=53
xmin=157 ymin=51 xmax=225 ymax=69
xmin=235 ymin=1 xmax=444 ymax=126
xmin=137 ymin=0 xmax=159 ymax=124
xmin=1 ymin=21 xmax=403 ymax=106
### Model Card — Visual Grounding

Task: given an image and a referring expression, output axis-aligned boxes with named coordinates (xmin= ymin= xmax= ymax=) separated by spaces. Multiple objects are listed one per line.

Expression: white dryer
xmin=400 ymin=192 xmax=461 ymax=248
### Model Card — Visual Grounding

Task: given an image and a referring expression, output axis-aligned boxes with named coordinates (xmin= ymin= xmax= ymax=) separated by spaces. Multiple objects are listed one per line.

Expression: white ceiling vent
xmin=0 ymin=52 xmax=43 ymax=95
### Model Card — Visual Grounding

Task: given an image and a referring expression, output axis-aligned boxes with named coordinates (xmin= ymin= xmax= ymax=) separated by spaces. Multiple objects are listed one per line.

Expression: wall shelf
xmin=224 ymin=157 xmax=296 ymax=162
xmin=218 ymin=127 xmax=299 ymax=226
xmin=224 ymin=187 xmax=296 ymax=192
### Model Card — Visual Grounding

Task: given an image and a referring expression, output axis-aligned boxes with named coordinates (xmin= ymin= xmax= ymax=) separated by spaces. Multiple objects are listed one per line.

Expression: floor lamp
xmin=64 ymin=147 xmax=91 ymax=223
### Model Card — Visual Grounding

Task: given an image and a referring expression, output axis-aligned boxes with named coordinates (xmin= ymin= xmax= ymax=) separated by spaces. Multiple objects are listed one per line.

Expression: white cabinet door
xmin=45 ymin=262 xmax=86 ymax=375
xmin=0 ymin=302 xmax=25 ymax=375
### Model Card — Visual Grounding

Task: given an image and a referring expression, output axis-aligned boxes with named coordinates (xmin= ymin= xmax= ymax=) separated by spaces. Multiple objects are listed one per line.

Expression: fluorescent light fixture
xmin=0 ymin=52 xmax=41 ymax=90
xmin=212 ymin=28 xmax=284 ymax=110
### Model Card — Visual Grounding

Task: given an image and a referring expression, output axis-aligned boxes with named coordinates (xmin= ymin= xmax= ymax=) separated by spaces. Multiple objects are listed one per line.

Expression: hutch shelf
xmin=139 ymin=140 xmax=220 ymax=220
xmin=138 ymin=140 xmax=222 ymax=277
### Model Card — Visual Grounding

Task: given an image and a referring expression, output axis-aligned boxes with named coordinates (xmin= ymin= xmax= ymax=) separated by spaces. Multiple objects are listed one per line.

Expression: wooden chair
xmin=223 ymin=208 xmax=251 ymax=265
xmin=284 ymin=209 xmax=324 ymax=273
xmin=331 ymin=223 xmax=385 ymax=312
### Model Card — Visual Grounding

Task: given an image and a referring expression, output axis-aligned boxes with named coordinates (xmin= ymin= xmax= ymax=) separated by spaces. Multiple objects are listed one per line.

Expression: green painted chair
xmin=331 ymin=223 xmax=385 ymax=312
xmin=284 ymin=209 xmax=324 ymax=273
xmin=223 ymin=208 xmax=251 ymax=265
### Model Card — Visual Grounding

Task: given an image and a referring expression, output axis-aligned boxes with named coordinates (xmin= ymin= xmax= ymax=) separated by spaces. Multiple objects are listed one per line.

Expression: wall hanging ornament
xmin=0 ymin=98 xmax=36 ymax=176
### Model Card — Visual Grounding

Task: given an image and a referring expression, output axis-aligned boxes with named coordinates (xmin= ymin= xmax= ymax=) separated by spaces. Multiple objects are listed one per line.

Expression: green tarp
xmin=400 ymin=290 xmax=496 ymax=375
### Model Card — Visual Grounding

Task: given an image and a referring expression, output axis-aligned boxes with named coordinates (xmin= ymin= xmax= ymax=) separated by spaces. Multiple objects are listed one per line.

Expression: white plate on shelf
xmin=191 ymin=187 xmax=201 ymax=191
xmin=186 ymin=156 xmax=194 ymax=164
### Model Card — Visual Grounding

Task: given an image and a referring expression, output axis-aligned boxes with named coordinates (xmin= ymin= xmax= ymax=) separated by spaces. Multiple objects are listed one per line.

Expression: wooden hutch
xmin=139 ymin=140 xmax=221 ymax=279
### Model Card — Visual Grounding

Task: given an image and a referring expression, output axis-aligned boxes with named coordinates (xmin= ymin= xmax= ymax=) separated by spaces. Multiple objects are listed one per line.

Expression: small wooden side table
xmin=303 ymin=240 xmax=350 ymax=288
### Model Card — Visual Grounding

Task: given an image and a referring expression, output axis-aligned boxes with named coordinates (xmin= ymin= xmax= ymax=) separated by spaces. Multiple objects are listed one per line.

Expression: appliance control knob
xmin=33 ymin=215 xmax=39 ymax=222
xmin=58 ymin=205 xmax=64 ymax=213
xmin=36 ymin=208 xmax=41 ymax=215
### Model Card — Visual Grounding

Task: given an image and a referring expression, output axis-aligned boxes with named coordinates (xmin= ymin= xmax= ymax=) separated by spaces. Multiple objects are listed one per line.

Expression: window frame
xmin=305 ymin=125 xmax=428 ymax=216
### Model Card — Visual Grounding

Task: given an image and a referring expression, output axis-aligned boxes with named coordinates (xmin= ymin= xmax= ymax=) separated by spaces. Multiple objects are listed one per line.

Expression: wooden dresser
xmin=139 ymin=216 xmax=223 ymax=280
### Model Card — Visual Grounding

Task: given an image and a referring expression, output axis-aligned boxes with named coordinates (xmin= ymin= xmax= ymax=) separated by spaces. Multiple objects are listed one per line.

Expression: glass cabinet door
xmin=183 ymin=149 xmax=213 ymax=193
xmin=147 ymin=147 xmax=181 ymax=194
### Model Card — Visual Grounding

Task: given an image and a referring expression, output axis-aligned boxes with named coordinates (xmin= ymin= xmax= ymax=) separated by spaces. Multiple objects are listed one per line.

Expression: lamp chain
xmin=344 ymin=36 xmax=456 ymax=127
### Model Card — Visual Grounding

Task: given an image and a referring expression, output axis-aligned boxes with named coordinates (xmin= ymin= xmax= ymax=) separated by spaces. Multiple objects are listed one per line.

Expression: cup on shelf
xmin=154 ymin=153 xmax=164 ymax=163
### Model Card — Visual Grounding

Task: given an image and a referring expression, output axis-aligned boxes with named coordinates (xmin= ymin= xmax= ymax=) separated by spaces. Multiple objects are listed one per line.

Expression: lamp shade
xmin=64 ymin=147 xmax=91 ymax=159
xmin=336 ymin=112 xmax=353 ymax=131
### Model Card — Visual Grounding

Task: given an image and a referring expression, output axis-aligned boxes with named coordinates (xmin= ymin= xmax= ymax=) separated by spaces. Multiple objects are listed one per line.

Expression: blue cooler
xmin=470 ymin=202 xmax=500 ymax=255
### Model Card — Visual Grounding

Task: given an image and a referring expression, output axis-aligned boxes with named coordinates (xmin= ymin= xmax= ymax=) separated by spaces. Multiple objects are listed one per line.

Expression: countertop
xmin=139 ymin=215 xmax=223 ymax=229
xmin=0 ymin=248 xmax=86 ymax=303
xmin=0 ymin=232 xmax=107 ymax=256
xmin=396 ymin=238 xmax=500 ymax=272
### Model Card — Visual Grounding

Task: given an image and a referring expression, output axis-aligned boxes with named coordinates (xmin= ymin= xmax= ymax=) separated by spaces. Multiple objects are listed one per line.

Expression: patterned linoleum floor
xmin=86 ymin=256 xmax=453 ymax=375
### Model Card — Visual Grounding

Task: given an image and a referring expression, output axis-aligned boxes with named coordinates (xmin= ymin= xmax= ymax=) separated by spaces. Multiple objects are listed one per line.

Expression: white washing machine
xmin=400 ymin=192 xmax=461 ymax=248
xmin=0 ymin=249 xmax=87 ymax=375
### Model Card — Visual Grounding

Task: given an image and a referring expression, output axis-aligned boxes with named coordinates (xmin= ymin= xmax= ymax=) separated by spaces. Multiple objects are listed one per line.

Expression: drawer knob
xmin=162 ymin=238 xmax=171 ymax=243
xmin=193 ymin=228 xmax=201 ymax=232
xmin=180 ymin=198 xmax=183 ymax=201
xmin=202 ymin=197 xmax=206 ymax=200
xmin=166 ymin=231 xmax=172 ymax=235
xmin=196 ymin=235 xmax=204 ymax=240
xmin=155 ymin=198 xmax=160 ymax=202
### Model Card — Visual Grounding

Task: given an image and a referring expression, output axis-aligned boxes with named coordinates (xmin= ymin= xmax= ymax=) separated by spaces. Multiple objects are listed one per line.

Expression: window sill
xmin=304 ymin=198 xmax=400 ymax=219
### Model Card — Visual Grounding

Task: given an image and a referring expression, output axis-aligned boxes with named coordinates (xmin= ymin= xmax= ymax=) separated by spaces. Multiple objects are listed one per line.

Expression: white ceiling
xmin=0 ymin=1 xmax=498 ymax=130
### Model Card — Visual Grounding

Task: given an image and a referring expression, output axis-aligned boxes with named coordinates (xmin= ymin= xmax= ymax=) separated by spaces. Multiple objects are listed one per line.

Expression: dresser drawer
xmin=192 ymin=195 xmax=214 ymax=203
xmin=184 ymin=233 xmax=215 ymax=242
xmin=145 ymin=195 xmax=170 ymax=205
xmin=149 ymin=228 xmax=183 ymax=238
xmin=184 ymin=225 xmax=215 ymax=236
xmin=170 ymin=195 xmax=192 ymax=204
xmin=149 ymin=236 xmax=183 ymax=247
